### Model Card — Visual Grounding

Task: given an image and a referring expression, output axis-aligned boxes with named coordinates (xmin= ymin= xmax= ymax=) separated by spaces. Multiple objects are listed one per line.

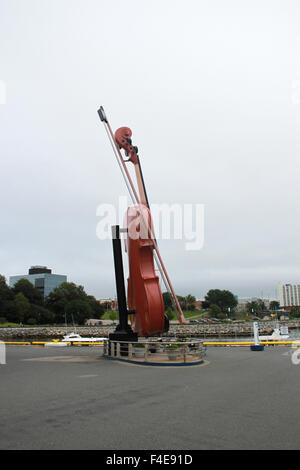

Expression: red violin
xmin=98 ymin=107 xmax=185 ymax=336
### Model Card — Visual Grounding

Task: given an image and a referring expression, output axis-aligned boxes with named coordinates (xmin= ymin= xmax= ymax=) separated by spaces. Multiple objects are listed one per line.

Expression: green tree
xmin=0 ymin=275 xmax=13 ymax=300
xmin=46 ymin=282 xmax=88 ymax=322
xmin=162 ymin=292 xmax=172 ymax=310
xmin=246 ymin=299 xmax=265 ymax=315
xmin=30 ymin=304 xmax=55 ymax=324
xmin=13 ymin=278 xmax=44 ymax=305
xmin=208 ymin=304 xmax=223 ymax=318
xmin=65 ymin=299 xmax=93 ymax=325
xmin=162 ymin=292 xmax=196 ymax=311
xmin=290 ymin=306 xmax=300 ymax=318
xmin=45 ymin=282 xmax=101 ymax=324
xmin=102 ymin=310 xmax=118 ymax=321
xmin=0 ymin=275 xmax=14 ymax=320
xmin=246 ymin=301 xmax=257 ymax=314
xmin=165 ymin=306 xmax=176 ymax=320
xmin=86 ymin=295 xmax=104 ymax=318
xmin=1 ymin=300 xmax=17 ymax=323
xmin=14 ymin=292 xmax=30 ymax=323
xmin=205 ymin=289 xmax=237 ymax=313
xmin=185 ymin=294 xmax=196 ymax=310
xmin=177 ymin=295 xmax=186 ymax=309
xmin=269 ymin=301 xmax=280 ymax=311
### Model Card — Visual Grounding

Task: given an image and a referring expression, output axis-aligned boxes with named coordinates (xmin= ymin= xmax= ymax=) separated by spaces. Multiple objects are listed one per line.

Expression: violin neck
xmin=133 ymin=156 xmax=150 ymax=208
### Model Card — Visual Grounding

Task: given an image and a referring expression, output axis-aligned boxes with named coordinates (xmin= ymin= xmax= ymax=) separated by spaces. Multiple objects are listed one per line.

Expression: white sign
xmin=253 ymin=322 xmax=260 ymax=346
xmin=280 ymin=326 xmax=289 ymax=336
xmin=0 ymin=341 xmax=6 ymax=365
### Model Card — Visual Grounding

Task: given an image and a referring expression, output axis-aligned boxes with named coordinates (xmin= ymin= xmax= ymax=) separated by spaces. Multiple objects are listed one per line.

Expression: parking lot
xmin=0 ymin=345 xmax=299 ymax=449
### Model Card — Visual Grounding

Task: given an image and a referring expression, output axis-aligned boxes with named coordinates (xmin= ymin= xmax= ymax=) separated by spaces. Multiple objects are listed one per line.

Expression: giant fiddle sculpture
xmin=98 ymin=106 xmax=185 ymax=336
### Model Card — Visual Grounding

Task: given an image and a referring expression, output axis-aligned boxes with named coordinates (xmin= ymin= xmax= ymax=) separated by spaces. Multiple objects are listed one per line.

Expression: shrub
xmin=165 ymin=307 xmax=176 ymax=320
xmin=101 ymin=310 xmax=118 ymax=321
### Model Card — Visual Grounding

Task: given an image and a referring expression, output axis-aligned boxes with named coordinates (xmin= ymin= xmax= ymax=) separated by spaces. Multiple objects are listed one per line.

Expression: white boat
xmin=61 ymin=332 xmax=106 ymax=343
xmin=44 ymin=332 xmax=107 ymax=347
xmin=259 ymin=325 xmax=289 ymax=341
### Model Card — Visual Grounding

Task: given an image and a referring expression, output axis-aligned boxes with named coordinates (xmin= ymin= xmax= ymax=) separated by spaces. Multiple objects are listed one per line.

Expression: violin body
xmin=126 ymin=205 xmax=165 ymax=336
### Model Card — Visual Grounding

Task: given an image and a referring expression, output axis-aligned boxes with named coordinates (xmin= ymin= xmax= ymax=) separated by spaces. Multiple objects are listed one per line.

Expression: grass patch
xmin=0 ymin=322 xmax=21 ymax=328
xmin=182 ymin=310 xmax=206 ymax=319
xmin=166 ymin=310 xmax=207 ymax=320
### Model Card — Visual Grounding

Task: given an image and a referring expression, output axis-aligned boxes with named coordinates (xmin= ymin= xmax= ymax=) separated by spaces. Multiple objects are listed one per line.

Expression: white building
xmin=278 ymin=282 xmax=300 ymax=310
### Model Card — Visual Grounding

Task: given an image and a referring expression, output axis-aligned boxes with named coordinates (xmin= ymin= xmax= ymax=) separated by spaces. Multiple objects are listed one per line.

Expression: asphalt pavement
xmin=0 ymin=345 xmax=299 ymax=450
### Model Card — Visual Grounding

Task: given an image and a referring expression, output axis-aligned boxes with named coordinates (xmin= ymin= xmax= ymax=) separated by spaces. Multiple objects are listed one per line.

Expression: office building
xmin=9 ymin=266 xmax=67 ymax=297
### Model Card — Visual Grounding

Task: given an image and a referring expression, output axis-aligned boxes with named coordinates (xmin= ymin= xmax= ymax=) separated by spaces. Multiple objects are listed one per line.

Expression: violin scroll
xmin=115 ymin=127 xmax=139 ymax=163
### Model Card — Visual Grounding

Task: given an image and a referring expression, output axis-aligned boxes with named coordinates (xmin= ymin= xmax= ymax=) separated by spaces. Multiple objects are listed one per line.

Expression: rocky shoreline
xmin=1 ymin=320 xmax=300 ymax=340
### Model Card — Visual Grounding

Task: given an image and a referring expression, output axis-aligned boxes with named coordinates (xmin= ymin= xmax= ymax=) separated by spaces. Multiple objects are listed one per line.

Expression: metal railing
xmin=104 ymin=339 xmax=203 ymax=363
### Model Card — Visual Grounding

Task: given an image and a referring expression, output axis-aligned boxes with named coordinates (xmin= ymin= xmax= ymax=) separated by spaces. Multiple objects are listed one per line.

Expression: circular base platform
xmin=104 ymin=355 xmax=205 ymax=367
xmin=103 ymin=337 xmax=204 ymax=367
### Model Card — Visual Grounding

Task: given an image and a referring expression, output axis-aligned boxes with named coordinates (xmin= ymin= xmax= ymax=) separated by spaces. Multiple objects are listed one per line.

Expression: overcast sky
xmin=1 ymin=0 xmax=300 ymax=301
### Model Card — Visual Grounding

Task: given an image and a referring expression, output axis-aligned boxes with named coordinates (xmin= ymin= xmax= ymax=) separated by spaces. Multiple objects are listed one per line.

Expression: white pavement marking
xmin=77 ymin=374 xmax=99 ymax=378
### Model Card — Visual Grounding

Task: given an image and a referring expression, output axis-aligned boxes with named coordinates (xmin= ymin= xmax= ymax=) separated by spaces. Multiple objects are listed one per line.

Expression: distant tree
xmin=205 ymin=289 xmax=237 ymax=313
xmin=162 ymin=292 xmax=172 ymax=310
xmin=0 ymin=275 xmax=13 ymax=300
xmin=162 ymin=292 xmax=196 ymax=311
xmin=246 ymin=301 xmax=256 ymax=314
xmin=177 ymin=295 xmax=186 ymax=309
xmin=165 ymin=306 xmax=176 ymax=320
xmin=2 ymin=300 xmax=17 ymax=323
xmin=0 ymin=275 xmax=14 ymax=320
xmin=257 ymin=299 xmax=266 ymax=311
xmin=185 ymin=294 xmax=196 ymax=310
xmin=246 ymin=299 xmax=265 ymax=314
xmin=208 ymin=304 xmax=222 ymax=318
xmin=218 ymin=312 xmax=227 ymax=319
xmin=86 ymin=296 xmax=104 ymax=318
xmin=65 ymin=299 xmax=93 ymax=325
xmin=290 ymin=306 xmax=300 ymax=318
xmin=269 ymin=301 xmax=280 ymax=311
xmin=45 ymin=282 xmax=102 ymax=324
xmin=30 ymin=304 xmax=55 ymax=324
xmin=105 ymin=310 xmax=118 ymax=321
xmin=45 ymin=282 xmax=88 ymax=322
xmin=14 ymin=292 xmax=30 ymax=323
xmin=13 ymin=279 xmax=44 ymax=306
